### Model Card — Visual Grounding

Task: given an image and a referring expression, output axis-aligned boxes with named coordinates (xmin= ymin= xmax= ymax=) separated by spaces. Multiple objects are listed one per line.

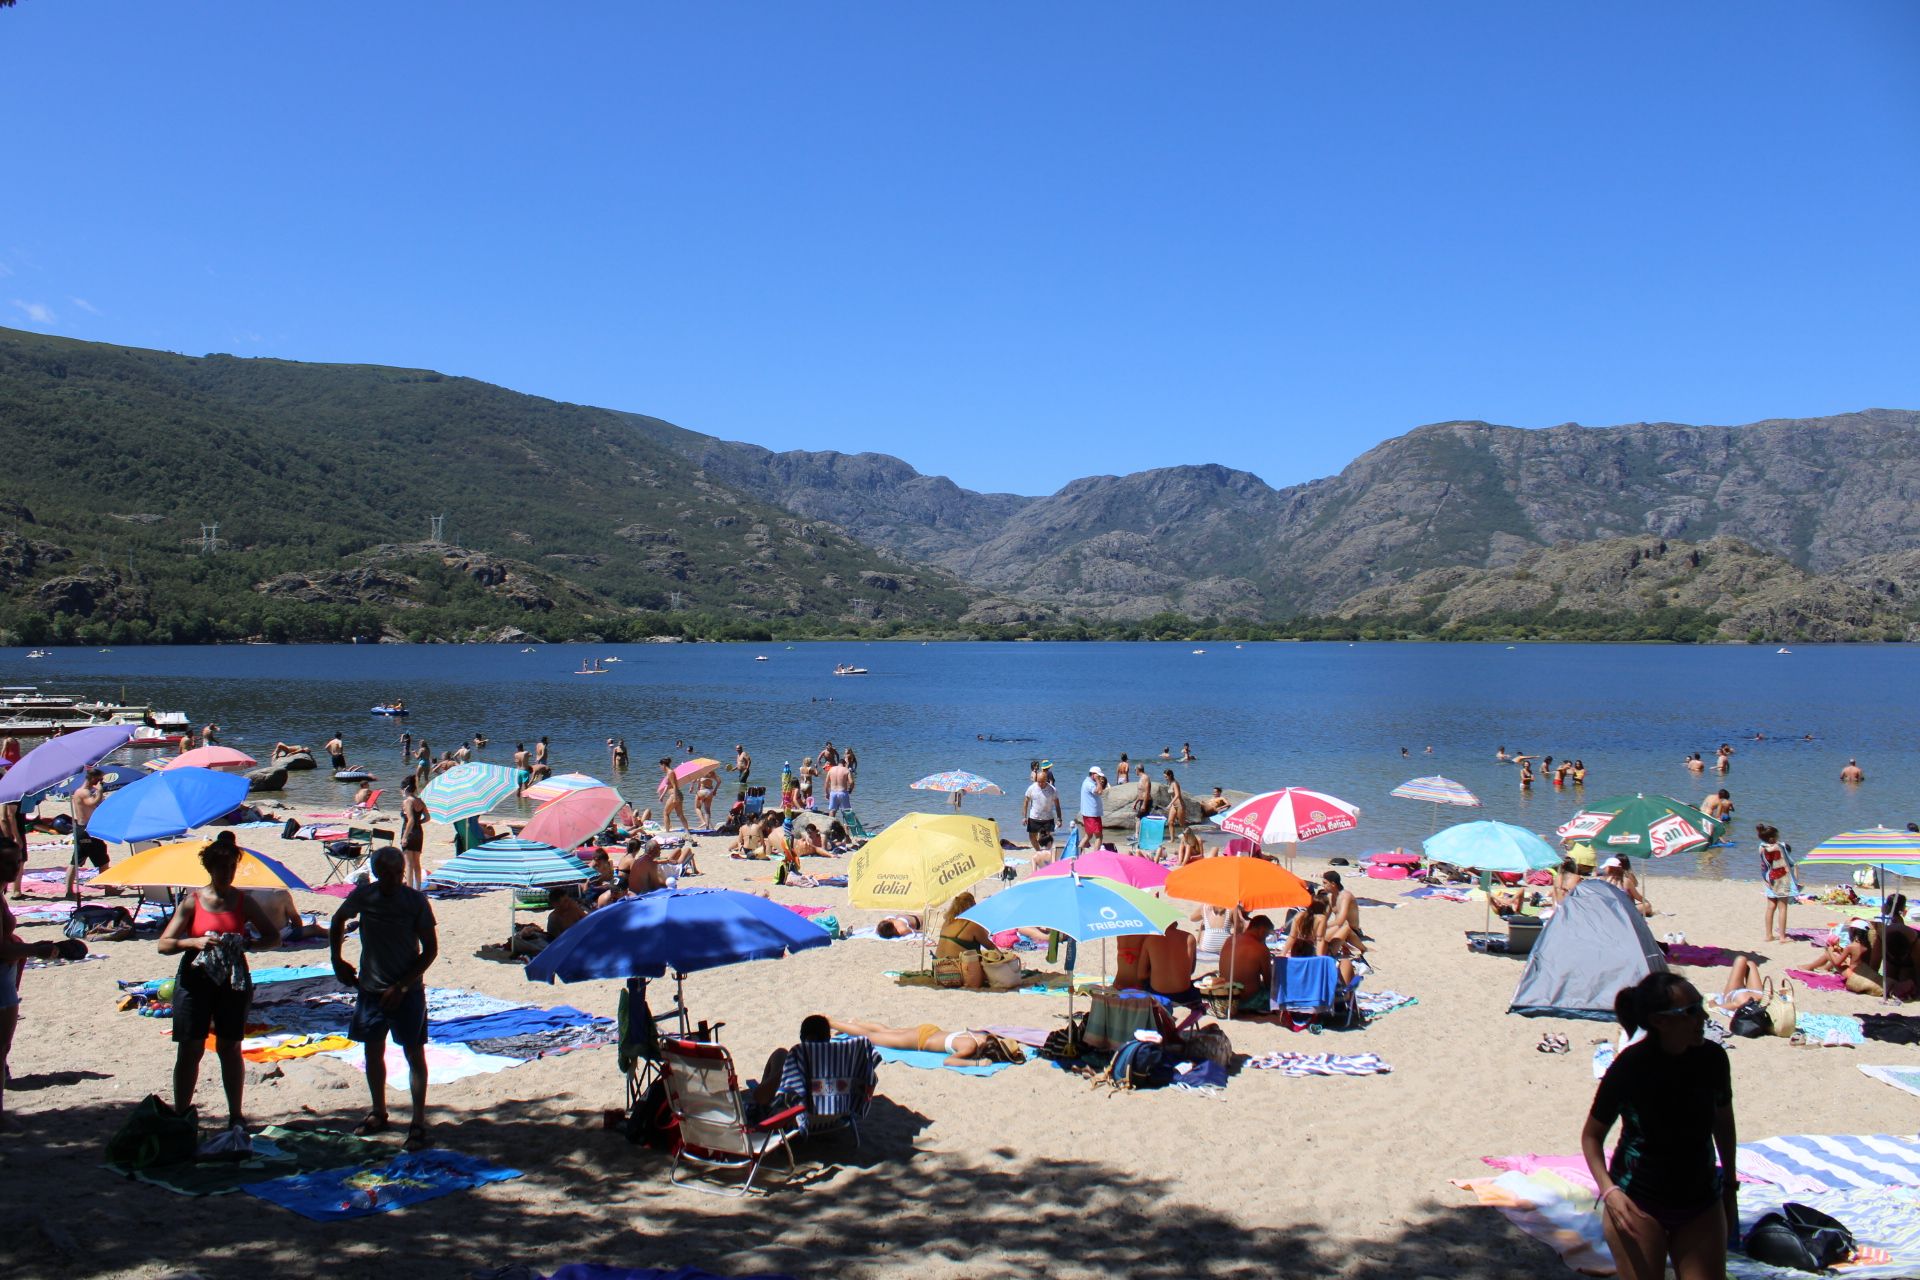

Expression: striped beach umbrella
xmin=523 ymin=772 xmax=606 ymax=805
xmin=1391 ymin=775 xmax=1481 ymax=832
xmin=427 ymin=836 xmax=593 ymax=888
xmin=1799 ymin=827 xmax=1920 ymax=875
xmin=421 ymin=762 xmax=521 ymax=824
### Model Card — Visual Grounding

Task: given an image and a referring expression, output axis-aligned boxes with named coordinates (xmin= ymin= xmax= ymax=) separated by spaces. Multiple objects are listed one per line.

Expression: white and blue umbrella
xmin=427 ymin=836 xmax=592 ymax=888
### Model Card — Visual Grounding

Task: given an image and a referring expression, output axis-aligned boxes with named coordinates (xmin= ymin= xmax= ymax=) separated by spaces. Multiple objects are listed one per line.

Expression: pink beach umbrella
xmin=523 ymin=772 xmax=605 ymax=805
xmin=1218 ymin=787 xmax=1361 ymax=871
xmin=658 ymin=757 xmax=721 ymax=799
xmin=1033 ymin=847 xmax=1169 ymax=890
xmin=521 ymin=785 xmax=627 ymax=853
xmin=160 ymin=745 xmax=258 ymax=773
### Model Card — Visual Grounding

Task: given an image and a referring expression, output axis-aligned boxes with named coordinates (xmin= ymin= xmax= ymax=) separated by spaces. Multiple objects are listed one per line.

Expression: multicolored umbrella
xmin=846 ymin=812 xmax=1003 ymax=911
xmin=1559 ymin=793 xmax=1723 ymax=860
xmin=1033 ymin=847 xmax=1167 ymax=890
xmin=427 ymin=836 xmax=592 ymax=888
xmin=523 ymin=772 xmax=606 ymax=805
xmin=1798 ymin=827 xmax=1920 ymax=876
xmin=94 ymin=839 xmax=310 ymax=891
xmin=909 ymin=771 xmax=1004 ymax=796
xmin=521 ymin=784 xmax=627 ymax=853
xmin=1218 ymin=788 xmax=1360 ymax=845
xmin=421 ymin=762 xmax=522 ymax=824
xmin=87 ymin=767 xmax=250 ymax=844
xmin=1390 ymin=776 xmax=1480 ymax=807
xmin=1165 ymin=856 xmax=1313 ymax=911
xmin=160 ymin=746 xmax=258 ymax=773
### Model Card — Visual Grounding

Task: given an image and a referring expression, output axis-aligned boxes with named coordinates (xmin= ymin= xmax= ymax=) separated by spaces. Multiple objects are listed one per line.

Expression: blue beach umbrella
xmin=87 ymin=766 xmax=250 ymax=844
xmin=961 ymin=874 xmax=1184 ymax=1022
xmin=525 ymin=886 xmax=831 ymax=983
xmin=0 ymin=724 xmax=138 ymax=805
xmin=1422 ymin=820 xmax=1560 ymax=874
xmin=420 ymin=762 xmax=522 ymax=824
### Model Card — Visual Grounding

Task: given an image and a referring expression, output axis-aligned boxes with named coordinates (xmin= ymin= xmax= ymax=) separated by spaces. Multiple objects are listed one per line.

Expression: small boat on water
xmin=833 ymin=665 xmax=869 ymax=676
xmin=521 ymin=647 xmax=537 ymax=653
xmin=370 ymin=705 xmax=410 ymax=717
xmin=1776 ymin=647 xmax=1792 ymax=654
xmin=754 ymin=656 xmax=770 ymax=662
xmin=604 ymin=656 xmax=621 ymax=663
xmin=1192 ymin=649 xmax=1206 ymax=655
xmin=576 ymin=658 xmax=610 ymax=675
xmin=25 ymin=650 xmax=49 ymax=659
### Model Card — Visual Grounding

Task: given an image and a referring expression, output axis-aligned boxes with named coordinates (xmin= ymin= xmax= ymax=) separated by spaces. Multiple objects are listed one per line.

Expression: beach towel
xmin=1859 ymin=1014 xmax=1920 ymax=1046
xmin=846 ymin=926 xmax=921 ymax=942
xmin=250 ymin=964 xmax=339 ymax=986
xmin=1662 ymin=943 xmax=1735 ymax=967
xmin=1453 ymin=1169 xmax=1612 ymax=1275
xmin=1244 ymin=1052 xmax=1391 ymax=1077
xmin=1591 ymin=1041 xmax=1615 ymax=1079
xmin=109 ymin=1124 xmax=390 ymax=1198
xmin=1169 ymin=1059 xmax=1228 ymax=1095
xmin=244 ymin=1147 xmax=522 ymax=1220
xmin=1788 ymin=968 xmax=1848 ymax=992
xmin=1794 ymin=1012 xmax=1865 ymax=1047
xmin=872 ymin=1044 xmax=1017 ymax=1077
xmin=429 ymin=1005 xmax=605 ymax=1043
xmin=1271 ymin=955 xmax=1339 ymax=1011
xmin=326 ymin=1040 xmax=526 ymax=1088
xmin=1859 ymin=1064 xmax=1920 ymax=1101
xmin=24 ymin=951 xmax=107 ymax=970
xmin=243 ymin=1034 xmax=353 ymax=1062
xmin=1404 ymin=885 xmax=1473 ymax=902
xmin=1740 ymin=1135 xmax=1920 ymax=1193
xmin=1354 ymin=990 xmax=1416 ymax=1019
xmin=1732 ymin=1187 xmax=1920 ymax=1279
xmin=983 ymin=1026 xmax=1053 ymax=1048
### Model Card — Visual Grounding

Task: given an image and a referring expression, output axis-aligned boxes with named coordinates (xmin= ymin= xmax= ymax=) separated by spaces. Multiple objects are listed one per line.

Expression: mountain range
xmin=1 ymin=324 xmax=1916 ymax=643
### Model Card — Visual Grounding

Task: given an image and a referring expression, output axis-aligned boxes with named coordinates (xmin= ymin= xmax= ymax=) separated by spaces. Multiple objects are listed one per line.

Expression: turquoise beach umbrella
xmin=421 ymin=762 xmax=522 ymax=824
xmin=1423 ymin=820 xmax=1560 ymax=874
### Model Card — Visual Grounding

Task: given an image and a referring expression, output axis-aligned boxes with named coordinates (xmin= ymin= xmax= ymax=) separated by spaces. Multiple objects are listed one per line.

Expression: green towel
xmin=108 ymin=1124 xmax=390 ymax=1197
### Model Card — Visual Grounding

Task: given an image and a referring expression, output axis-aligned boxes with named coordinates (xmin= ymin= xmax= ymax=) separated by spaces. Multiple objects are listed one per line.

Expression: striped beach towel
xmin=1245 ymin=1052 xmax=1392 ymax=1077
xmin=1739 ymin=1134 xmax=1920 ymax=1194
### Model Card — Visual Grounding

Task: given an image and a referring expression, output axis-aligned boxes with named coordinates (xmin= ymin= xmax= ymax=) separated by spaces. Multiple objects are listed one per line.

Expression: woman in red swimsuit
xmin=157 ymin=832 xmax=278 ymax=1143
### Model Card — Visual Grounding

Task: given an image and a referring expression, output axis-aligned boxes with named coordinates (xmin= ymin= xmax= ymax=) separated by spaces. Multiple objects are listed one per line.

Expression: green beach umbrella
xmin=1556 ymin=793 xmax=1725 ymax=859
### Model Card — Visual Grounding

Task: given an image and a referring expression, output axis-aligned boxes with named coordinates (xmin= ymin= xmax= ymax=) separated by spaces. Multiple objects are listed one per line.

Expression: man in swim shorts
xmin=825 ymin=760 xmax=853 ymax=816
xmin=64 ymin=768 xmax=107 ymax=900
xmin=1079 ymin=766 xmax=1107 ymax=843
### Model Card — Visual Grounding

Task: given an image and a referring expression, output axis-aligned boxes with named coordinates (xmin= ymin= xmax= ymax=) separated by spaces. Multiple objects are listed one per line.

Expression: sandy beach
xmin=0 ymin=813 xmax=1909 ymax=1280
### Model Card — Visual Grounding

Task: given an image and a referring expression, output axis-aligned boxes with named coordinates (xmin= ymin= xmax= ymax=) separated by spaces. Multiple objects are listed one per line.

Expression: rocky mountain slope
xmin=0 ymin=327 xmax=983 ymax=642
xmin=671 ymin=411 xmax=1920 ymax=620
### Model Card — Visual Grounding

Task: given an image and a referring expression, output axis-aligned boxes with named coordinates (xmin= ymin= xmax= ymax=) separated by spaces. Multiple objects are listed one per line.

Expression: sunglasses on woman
xmin=1654 ymin=999 xmax=1706 ymax=1020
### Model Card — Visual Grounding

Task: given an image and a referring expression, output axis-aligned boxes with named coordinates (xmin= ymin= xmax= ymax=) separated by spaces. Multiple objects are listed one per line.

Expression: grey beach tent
xmin=1509 ymin=879 xmax=1667 ymax=1019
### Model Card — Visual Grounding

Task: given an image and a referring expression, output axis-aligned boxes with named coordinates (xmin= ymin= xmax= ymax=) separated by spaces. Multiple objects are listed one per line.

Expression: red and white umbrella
xmin=1218 ymin=788 xmax=1361 ymax=845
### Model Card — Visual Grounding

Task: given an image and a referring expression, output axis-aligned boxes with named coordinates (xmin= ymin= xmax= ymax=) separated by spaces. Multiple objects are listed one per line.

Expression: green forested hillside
xmin=0 ymin=327 xmax=979 ymax=643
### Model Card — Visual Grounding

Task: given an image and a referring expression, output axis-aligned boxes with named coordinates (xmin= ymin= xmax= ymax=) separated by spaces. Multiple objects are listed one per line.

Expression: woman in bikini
xmin=935 ymin=891 xmax=992 ymax=989
xmin=827 ymin=1017 xmax=1021 ymax=1066
xmin=1163 ymin=770 xmax=1188 ymax=831
xmin=874 ymin=912 xmax=923 ymax=939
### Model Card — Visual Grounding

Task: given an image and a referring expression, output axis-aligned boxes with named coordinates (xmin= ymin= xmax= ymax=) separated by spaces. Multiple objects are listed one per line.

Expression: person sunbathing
xmin=623 ymin=839 xmax=667 ymax=896
xmin=729 ymin=817 xmax=768 ymax=859
xmin=825 ymin=1017 xmax=1021 ymax=1066
xmin=1804 ymin=921 xmax=1885 ymax=995
xmin=1318 ymin=870 xmax=1366 ymax=958
xmin=874 ymin=913 xmax=923 ymax=939
xmin=1712 ymin=956 xmax=1767 ymax=1012
xmin=246 ymin=888 xmax=327 ymax=943
xmin=1142 ymin=922 xmax=1199 ymax=1001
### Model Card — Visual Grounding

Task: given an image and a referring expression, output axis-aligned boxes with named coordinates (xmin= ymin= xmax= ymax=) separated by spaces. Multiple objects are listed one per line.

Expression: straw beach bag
xmin=1765 ymin=977 xmax=1798 ymax=1039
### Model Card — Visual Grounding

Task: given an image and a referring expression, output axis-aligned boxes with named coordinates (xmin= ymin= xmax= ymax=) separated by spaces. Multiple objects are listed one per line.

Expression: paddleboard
xmin=333 ymin=770 xmax=375 ymax=781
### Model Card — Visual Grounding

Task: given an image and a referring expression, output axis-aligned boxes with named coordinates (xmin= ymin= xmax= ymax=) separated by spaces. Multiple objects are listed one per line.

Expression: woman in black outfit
xmin=1580 ymin=972 xmax=1738 ymax=1280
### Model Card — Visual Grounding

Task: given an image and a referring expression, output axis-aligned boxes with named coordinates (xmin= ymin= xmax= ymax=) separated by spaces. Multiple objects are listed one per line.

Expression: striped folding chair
xmin=780 ymin=1035 xmax=880 ymax=1147
xmin=660 ymin=1038 xmax=803 ymax=1196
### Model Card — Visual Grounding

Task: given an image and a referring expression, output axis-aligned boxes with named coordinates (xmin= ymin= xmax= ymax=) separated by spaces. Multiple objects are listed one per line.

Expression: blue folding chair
xmin=1135 ymin=815 xmax=1167 ymax=857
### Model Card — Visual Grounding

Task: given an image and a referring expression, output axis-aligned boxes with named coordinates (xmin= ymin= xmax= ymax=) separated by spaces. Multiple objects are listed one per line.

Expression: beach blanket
xmin=328 ymin=1040 xmax=526 ymax=1088
xmin=1859 ymin=1014 xmax=1920 ymax=1046
xmin=1663 ymin=943 xmax=1735 ymax=967
xmin=1354 ymin=990 xmax=1416 ymax=1019
xmin=1794 ymin=1012 xmax=1865 ymax=1047
xmin=1169 ymin=1059 xmax=1228 ymax=1095
xmin=1272 ymin=955 xmax=1340 ymax=1011
xmin=251 ymin=964 xmax=339 ymax=985
xmin=1788 ymin=968 xmax=1848 ymax=991
xmin=983 ymin=1026 xmax=1052 ymax=1048
xmin=109 ymin=1124 xmax=390 ymax=1198
xmin=872 ymin=1045 xmax=1018 ymax=1077
xmin=1453 ymin=1169 xmax=1611 ymax=1275
xmin=1404 ymin=885 xmax=1473 ymax=902
xmin=429 ymin=1005 xmax=605 ymax=1043
xmin=24 ymin=951 xmax=107 ymax=970
xmin=1859 ymin=1064 xmax=1920 ymax=1101
xmin=244 ymin=1147 xmax=522 ymax=1220
xmin=243 ymin=1034 xmax=354 ymax=1063
xmin=1731 ymin=1187 xmax=1920 ymax=1279
xmin=1244 ymin=1052 xmax=1391 ymax=1077
xmin=1740 ymin=1135 xmax=1920 ymax=1193
xmin=846 ymin=926 xmax=921 ymax=942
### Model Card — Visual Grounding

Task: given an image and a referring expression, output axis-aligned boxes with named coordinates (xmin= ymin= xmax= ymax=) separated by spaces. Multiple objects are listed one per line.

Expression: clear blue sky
xmin=4 ymin=3 xmax=1917 ymax=495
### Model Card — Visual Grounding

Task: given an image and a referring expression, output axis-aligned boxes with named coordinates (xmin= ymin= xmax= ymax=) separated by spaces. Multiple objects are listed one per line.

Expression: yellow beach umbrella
xmin=93 ymin=840 xmax=312 ymax=891
xmin=846 ymin=812 xmax=1003 ymax=911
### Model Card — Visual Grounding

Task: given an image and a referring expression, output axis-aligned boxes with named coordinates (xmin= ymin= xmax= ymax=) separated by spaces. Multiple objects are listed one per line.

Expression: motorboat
xmin=521 ymin=647 xmax=537 ymax=653
xmin=604 ymin=656 xmax=621 ymax=663
xmin=754 ymin=656 xmax=770 ymax=661
xmin=1776 ymin=647 xmax=1792 ymax=654
xmin=25 ymin=650 xmax=49 ymax=659
xmin=832 ymin=665 xmax=869 ymax=676
xmin=1192 ymin=649 xmax=1206 ymax=655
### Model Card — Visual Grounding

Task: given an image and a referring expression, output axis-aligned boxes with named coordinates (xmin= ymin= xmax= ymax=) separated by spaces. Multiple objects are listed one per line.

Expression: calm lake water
xmin=5 ymin=642 xmax=1912 ymax=887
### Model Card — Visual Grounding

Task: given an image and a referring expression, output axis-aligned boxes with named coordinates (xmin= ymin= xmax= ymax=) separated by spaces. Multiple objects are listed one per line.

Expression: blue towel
xmin=873 ymin=1044 xmax=1016 ymax=1077
xmin=244 ymin=1148 xmax=521 ymax=1220
xmin=1740 ymin=1134 xmax=1920 ymax=1193
xmin=430 ymin=1005 xmax=606 ymax=1044
xmin=1271 ymin=956 xmax=1339 ymax=1011
xmin=248 ymin=964 xmax=338 ymax=985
